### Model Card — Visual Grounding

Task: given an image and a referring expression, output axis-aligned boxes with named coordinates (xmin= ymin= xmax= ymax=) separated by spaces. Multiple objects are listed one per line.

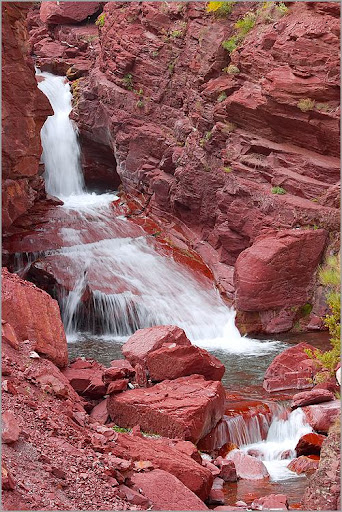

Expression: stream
xmin=29 ymin=71 xmax=328 ymax=507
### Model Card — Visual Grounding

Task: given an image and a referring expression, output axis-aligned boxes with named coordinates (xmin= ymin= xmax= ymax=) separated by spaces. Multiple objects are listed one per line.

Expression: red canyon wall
xmin=5 ymin=1 xmax=340 ymax=334
xmin=2 ymin=2 xmax=52 ymax=231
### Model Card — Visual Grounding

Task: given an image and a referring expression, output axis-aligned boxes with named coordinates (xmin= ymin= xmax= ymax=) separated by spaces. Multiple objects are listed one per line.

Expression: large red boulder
xmin=291 ymin=389 xmax=335 ymax=409
xmin=1 ymin=269 xmax=68 ymax=367
xmin=251 ymin=494 xmax=288 ymax=510
xmin=302 ymin=401 xmax=340 ymax=433
xmin=234 ymin=229 xmax=326 ymax=312
xmin=263 ymin=342 xmax=317 ymax=392
xmin=122 ymin=325 xmax=191 ymax=367
xmin=108 ymin=375 xmax=225 ymax=444
xmin=287 ymin=455 xmax=319 ymax=475
xmin=226 ymin=450 xmax=269 ymax=480
xmin=111 ymin=433 xmax=213 ymax=501
xmin=40 ymin=2 xmax=101 ymax=24
xmin=62 ymin=358 xmax=107 ymax=399
xmin=147 ymin=344 xmax=225 ymax=382
xmin=295 ymin=433 xmax=326 ymax=457
xmin=131 ymin=469 xmax=209 ymax=510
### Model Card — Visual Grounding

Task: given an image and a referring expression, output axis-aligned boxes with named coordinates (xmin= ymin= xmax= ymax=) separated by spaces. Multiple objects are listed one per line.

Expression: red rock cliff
xmin=24 ymin=1 xmax=341 ymax=332
xmin=2 ymin=2 xmax=52 ymax=231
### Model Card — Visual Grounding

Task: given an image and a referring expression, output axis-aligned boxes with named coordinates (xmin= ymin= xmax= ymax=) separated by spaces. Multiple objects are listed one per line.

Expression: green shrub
xmin=170 ymin=29 xmax=183 ymax=39
xmin=206 ymin=2 xmax=236 ymax=17
xmin=217 ymin=92 xmax=227 ymax=102
xmin=222 ymin=36 xmax=238 ymax=54
xmin=112 ymin=425 xmax=131 ymax=433
xmin=305 ymin=255 xmax=340 ymax=380
xmin=136 ymin=99 xmax=144 ymax=108
xmin=223 ymin=166 xmax=232 ymax=173
xmin=224 ymin=64 xmax=240 ymax=74
xmin=95 ymin=13 xmax=106 ymax=28
xmin=122 ymin=73 xmax=133 ymax=90
xmin=297 ymin=98 xmax=315 ymax=112
xmin=275 ymin=2 xmax=289 ymax=15
xmin=235 ymin=11 xmax=256 ymax=36
xmin=271 ymin=186 xmax=286 ymax=194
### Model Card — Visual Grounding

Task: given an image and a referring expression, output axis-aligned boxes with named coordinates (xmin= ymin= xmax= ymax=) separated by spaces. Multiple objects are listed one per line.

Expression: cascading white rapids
xmin=37 ymin=71 xmax=85 ymax=198
xmin=36 ymin=70 xmax=282 ymax=356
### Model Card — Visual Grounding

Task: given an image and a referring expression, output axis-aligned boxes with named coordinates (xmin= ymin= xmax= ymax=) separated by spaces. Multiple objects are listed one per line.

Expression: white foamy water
xmin=36 ymin=71 xmax=282 ymax=355
xmin=37 ymin=70 xmax=85 ymax=198
xmin=239 ymin=408 xmax=313 ymax=481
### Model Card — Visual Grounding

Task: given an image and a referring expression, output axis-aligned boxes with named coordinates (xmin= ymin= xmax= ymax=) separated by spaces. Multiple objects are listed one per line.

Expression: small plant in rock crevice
xmin=217 ymin=92 xmax=227 ymax=103
xmin=223 ymin=64 xmax=240 ymax=74
xmin=206 ymin=2 xmax=236 ymax=17
xmin=122 ymin=73 xmax=133 ymax=91
xmin=95 ymin=13 xmax=106 ymax=28
xmin=297 ymin=98 xmax=315 ymax=112
xmin=271 ymin=186 xmax=286 ymax=195
xmin=222 ymin=11 xmax=256 ymax=54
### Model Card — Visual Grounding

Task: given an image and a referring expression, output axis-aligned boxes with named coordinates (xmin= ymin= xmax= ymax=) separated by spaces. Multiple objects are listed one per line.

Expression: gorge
xmin=1 ymin=2 xmax=340 ymax=511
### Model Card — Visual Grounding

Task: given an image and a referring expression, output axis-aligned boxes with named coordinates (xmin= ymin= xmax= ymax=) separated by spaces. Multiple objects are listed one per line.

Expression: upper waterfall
xmin=37 ymin=71 xmax=85 ymax=198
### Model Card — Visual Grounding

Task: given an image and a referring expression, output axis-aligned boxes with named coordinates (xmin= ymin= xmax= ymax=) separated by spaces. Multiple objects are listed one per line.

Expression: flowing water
xmin=34 ymin=71 xmax=318 ymax=504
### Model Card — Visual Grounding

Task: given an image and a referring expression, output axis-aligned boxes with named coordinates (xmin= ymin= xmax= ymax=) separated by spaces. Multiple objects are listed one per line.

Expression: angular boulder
xmin=302 ymin=400 xmax=340 ymax=433
xmin=62 ymin=358 xmax=107 ymax=399
xmin=40 ymin=2 xmax=101 ymax=24
xmin=2 ymin=411 xmax=20 ymax=444
xmin=104 ymin=360 xmax=135 ymax=383
xmin=226 ymin=450 xmax=269 ymax=480
xmin=287 ymin=455 xmax=319 ymax=475
xmin=131 ymin=469 xmax=209 ymax=510
xmin=234 ymin=229 xmax=326 ymax=311
xmin=295 ymin=433 xmax=326 ymax=457
xmin=1 ymin=269 xmax=68 ymax=367
xmin=122 ymin=325 xmax=191 ymax=367
xmin=90 ymin=399 xmax=109 ymax=424
xmin=111 ymin=432 xmax=213 ymax=501
xmin=108 ymin=375 xmax=225 ymax=444
xmin=251 ymin=494 xmax=288 ymax=510
xmin=147 ymin=344 xmax=225 ymax=382
xmin=263 ymin=342 xmax=317 ymax=392
xmin=291 ymin=389 xmax=334 ymax=409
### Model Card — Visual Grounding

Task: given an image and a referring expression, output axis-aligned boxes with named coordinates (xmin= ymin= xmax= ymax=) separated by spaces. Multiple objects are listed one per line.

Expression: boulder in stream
xmin=107 ymin=374 xmax=225 ymax=444
xmin=226 ymin=449 xmax=269 ymax=480
xmin=291 ymin=388 xmax=334 ymax=408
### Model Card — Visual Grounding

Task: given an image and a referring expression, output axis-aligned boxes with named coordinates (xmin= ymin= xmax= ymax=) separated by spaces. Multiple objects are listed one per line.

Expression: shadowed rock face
xmin=2 ymin=2 xmax=52 ymax=231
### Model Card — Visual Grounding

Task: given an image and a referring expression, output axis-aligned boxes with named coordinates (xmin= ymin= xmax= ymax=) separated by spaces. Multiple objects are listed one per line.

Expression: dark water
xmin=68 ymin=331 xmax=330 ymax=397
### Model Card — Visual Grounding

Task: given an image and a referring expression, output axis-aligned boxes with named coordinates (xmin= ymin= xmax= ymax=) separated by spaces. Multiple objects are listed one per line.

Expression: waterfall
xmin=35 ymin=70 xmax=282 ymax=356
xmin=37 ymin=70 xmax=85 ymax=198
xmin=239 ymin=407 xmax=313 ymax=481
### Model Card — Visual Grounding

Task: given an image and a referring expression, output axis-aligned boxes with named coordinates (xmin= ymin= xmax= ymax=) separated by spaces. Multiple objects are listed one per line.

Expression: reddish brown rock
xmin=133 ymin=362 xmax=148 ymax=388
xmin=302 ymin=401 xmax=340 ymax=433
xmin=122 ymin=325 xmax=190 ymax=367
xmin=89 ymin=398 xmax=109 ymax=424
xmin=108 ymin=375 xmax=225 ymax=444
xmin=62 ymin=358 xmax=107 ymax=399
xmin=104 ymin=360 xmax=135 ymax=383
xmin=207 ymin=477 xmax=225 ymax=506
xmin=1 ymin=321 xmax=19 ymax=350
xmin=291 ymin=389 xmax=335 ymax=409
xmin=214 ymin=458 xmax=238 ymax=482
xmin=132 ymin=469 xmax=209 ymax=510
xmin=2 ymin=411 xmax=20 ymax=444
xmin=111 ymin=432 xmax=213 ymax=501
xmin=226 ymin=450 xmax=269 ymax=480
xmin=234 ymin=229 xmax=326 ymax=312
xmin=295 ymin=433 xmax=326 ymax=457
xmin=303 ymin=418 xmax=340 ymax=510
xmin=107 ymin=379 xmax=128 ymax=395
xmin=40 ymin=1 xmax=101 ymax=24
xmin=2 ymin=463 xmax=16 ymax=491
xmin=2 ymin=3 xmax=52 ymax=231
xmin=1 ymin=269 xmax=68 ymax=367
xmin=147 ymin=343 xmax=225 ymax=382
xmin=263 ymin=342 xmax=317 ymax=392
xmin=287 ymin=456 xmax=319 ymax=475
xmin=117 ymin=483 xmax=152 ymax=508
xmin=251 ymin=494 xmax=288 ymax=510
